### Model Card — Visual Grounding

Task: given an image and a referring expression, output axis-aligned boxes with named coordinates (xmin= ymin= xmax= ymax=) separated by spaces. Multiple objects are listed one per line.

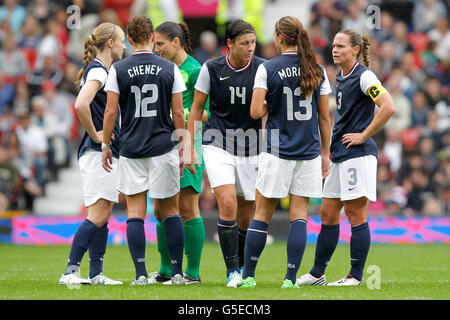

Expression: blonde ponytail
xmin=361 ymin=33 xmax=370 ymax=68
xmin=75 ymin=34 xmax=95 ymax=84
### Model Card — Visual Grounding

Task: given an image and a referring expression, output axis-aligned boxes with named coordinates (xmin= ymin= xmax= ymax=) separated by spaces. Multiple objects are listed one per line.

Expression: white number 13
xmin=283 ymin=86 xmax=312 ymax=121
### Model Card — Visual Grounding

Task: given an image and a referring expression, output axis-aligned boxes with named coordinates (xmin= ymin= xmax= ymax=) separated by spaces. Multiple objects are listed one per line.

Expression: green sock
xmin=184 ymin=217 xmax=205 ymax=279
xmin=156 ymin=221 xmax=172 ymax=277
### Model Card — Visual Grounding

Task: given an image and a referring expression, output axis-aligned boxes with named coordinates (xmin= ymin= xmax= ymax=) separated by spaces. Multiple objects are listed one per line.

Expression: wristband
xmin=101 ymin=142 xmax=111 ymax=150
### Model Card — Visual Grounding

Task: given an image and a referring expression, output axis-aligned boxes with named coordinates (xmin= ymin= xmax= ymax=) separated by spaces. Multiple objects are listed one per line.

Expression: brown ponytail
xmin=276 ymin=16 xmax=323 ymax=96
xmin=178 ymin=22 xmax=192 ymax=54
xmin=340 ymin=29 xmax=370 ymax=68
xmin=75 ymin=22 xmax=119 ymax=84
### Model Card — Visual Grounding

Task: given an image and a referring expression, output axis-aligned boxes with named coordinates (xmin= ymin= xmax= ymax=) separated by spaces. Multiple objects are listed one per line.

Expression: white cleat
xmin=130 ymin=275 xmax=148 ymax=286
xmin=296 ymin=273 xmax=326 ymax=286
xmin=226 ymin=271 xmax=242 ymax=288
xmin=171 ymin=274 xmax=186 ymax=285
xmin=59 ymin=272 xmax=91 ymax=286
xmin=89 ymin=273 xmax=123 ymax=285
xmin=327 ymin=276 xmax=364 ymax=286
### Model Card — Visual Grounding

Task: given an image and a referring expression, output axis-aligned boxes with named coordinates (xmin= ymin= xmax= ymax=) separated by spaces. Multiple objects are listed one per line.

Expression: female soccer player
xmin=148 ymin=21 xmax=210 ymax=285
xmin=102 ymin=16 xmax=187 ymax=286
xmin=59 ymin=22 xmax=125 ymax=286
xmin=297 ymin=30 xmax=395 ymax=286
xmin=185 ymin=19 xmax=265 ymax=287
xmin=238 ymin=16 xmax=332 ymax=288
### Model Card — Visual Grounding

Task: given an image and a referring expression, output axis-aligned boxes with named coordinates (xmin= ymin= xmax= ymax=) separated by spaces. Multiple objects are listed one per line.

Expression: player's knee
xmin=320 ymin=209 xmax=340 ymax=226
xmin=344 ymin=210 xmax=366 ymax=226
xmin=237 ymin=212 xmax=253 ymax=230
xmin=218 ymin=196 xmax=237 ymax=215
xmin=180 ymin=208 xmax=200 ymax=221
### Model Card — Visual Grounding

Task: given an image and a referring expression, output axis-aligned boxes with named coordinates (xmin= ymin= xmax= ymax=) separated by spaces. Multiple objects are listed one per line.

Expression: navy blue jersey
xmin=257 ymin=53 xmax=330 ymax=160
xmin=108 ymin=51 xmax=184 ymax=158
xmin=331 ymin=62 xmax=378 ymax=163
xmin=197 ymin=55 xmax=265 ymax=157
xmin=77 ymin=59 xmax=120 ymax=159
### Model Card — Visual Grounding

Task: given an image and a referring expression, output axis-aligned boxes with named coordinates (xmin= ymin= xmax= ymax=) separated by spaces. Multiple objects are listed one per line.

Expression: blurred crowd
xmin=0 ymin=0 xmax=447 ymax=216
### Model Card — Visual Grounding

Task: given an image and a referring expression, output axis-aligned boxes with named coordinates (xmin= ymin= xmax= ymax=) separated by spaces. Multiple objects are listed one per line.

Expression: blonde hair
xmin=75 ymin=22 xmax=118 ymax=84
xmin=339 ymin=29 xmax=370 ymax=68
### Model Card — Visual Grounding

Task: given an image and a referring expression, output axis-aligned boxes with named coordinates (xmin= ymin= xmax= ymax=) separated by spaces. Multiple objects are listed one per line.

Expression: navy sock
xmin=66 ymin=219 xmax=99 ymax=274
xmin=217 ymin=218 xmax=239 ymax=277
xmin=310 ymin=224 xmax=340 ymax=278
xmin=285 ymin=219 xmax=307 ymax=283
xmin=126 ymin=218 xmax=147 ymax=279
xmin=237 ymin=227 xmax=247 ymax=269
xmin=89 ymin=222 xmax=108 ymax=279
xmin=349 ymin=222 xmax=371 ymax=281
xmin=242 ymin=220 xmax=268 ymax=279
xmin=163 ymin=215 xmax=185 ymax=277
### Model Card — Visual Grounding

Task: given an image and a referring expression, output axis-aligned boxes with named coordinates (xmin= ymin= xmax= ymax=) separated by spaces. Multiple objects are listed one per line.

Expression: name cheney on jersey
xmin=278 ymin=66 xmax=301 ymax=80
xmin=127 ymin=64 xmax=162 ymax=78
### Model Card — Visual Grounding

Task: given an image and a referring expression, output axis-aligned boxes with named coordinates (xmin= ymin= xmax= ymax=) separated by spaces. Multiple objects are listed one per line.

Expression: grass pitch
xmin=0 ymin=242 xmax=448 ymax=300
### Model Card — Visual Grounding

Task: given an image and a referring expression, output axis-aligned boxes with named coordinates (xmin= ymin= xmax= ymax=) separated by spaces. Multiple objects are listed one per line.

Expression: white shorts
xmin=256 ymin=152 xmax=322 ymax=199
xmin=202 ymin=145 xmax=258 ymax=201
xmin=118 ymin=149 xmax=180 ymax=198
xmin=323 ymin=155 xmax=377 ymax=202
xmin=78 ymin=150 xmax=119 ymax=207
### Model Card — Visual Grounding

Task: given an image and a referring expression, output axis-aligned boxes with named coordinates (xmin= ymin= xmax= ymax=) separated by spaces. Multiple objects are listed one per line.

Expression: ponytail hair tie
xmin=276 ymin=21 xmax=296 ymax=41
xmin=91 ymin=33 xmax=96 ymax=42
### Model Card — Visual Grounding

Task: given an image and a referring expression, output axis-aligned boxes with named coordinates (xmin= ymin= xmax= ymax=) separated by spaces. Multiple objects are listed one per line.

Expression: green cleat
xmin=238 ymin=277 xmax=256 ymax=288
xmin=281 ymin=279 xmax=299 ymax=288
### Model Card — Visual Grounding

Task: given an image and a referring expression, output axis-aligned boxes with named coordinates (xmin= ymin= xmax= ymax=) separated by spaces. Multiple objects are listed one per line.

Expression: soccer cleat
xmin=58 ymin=272 xmax=91 ymax=285
xmin=226 ymin=271 xmax=242 ymax=288
xmin=171 ymin=274 xmax=186 ymax=285
xmin=327 ymin=275 xmax=364 ymax=286
xmin=130 ymin=275 xmax=148 ymax=286
xmin=238 ymin=277 xmax=256 ymax=288
xmin=296 ymin=273 xmax=326 ymax=286
xmin=281 ymin=279 xmax=299 ymax=288
xmin=183 ymin=273 xmax=201 ymax=285
xmin=163 ymin=273 xmax=201 ymax=285
xmin=148 ymin=271 xmax=171 ymax=284
xmin=89 ymin=273 xmax=123 ymax=285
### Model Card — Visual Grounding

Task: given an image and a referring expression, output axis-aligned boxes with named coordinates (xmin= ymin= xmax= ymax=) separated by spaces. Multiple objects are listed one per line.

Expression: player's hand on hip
xmin=102 ymin=149 xmax=113 ymax=172
xmin=342 ymin=132 xmax=367 ymax=149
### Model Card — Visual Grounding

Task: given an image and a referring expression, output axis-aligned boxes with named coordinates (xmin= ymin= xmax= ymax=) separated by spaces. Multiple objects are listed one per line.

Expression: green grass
xmin=0 ymin=242 xmax=448 ymax=300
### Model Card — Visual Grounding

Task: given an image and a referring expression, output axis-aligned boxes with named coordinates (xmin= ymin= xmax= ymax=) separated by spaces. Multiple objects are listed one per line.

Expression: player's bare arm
xmin=102 ymin=91 xmax=119 ymax=172
xmin=250 ymin=88 xmax=268 ymax=120
xmin=75 ymin=80 xmax=103 ymax=143
xmin=185 ymin=89 xmax=207 ymax=174
xmin=342 ymin=89 xmax=395 ymax=148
